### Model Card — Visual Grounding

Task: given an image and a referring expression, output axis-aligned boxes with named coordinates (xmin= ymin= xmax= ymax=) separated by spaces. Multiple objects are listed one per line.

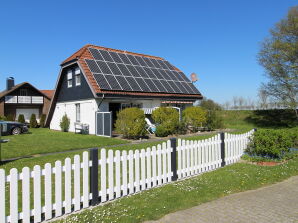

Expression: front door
xmin=109 ymin=103 xmax=121 ymax=129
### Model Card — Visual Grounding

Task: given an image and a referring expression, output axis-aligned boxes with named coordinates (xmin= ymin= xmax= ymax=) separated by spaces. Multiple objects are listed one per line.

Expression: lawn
xmin=52 ymin=157 xmax=298 ymax=223
xmin=0 ymin=128 xmax=127 ymax=160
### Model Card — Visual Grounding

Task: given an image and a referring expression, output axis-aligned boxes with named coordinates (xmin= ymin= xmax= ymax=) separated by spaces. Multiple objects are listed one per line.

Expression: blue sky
xmin=0 ymin=0 xmax=296 ymax=104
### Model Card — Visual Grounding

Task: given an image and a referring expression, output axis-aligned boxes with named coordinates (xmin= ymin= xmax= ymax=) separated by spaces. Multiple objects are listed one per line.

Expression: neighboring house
xmin=46 ymin=44 xmax=203 ymax=136
xmin=0 ymin=77 xmax=54 ymax=122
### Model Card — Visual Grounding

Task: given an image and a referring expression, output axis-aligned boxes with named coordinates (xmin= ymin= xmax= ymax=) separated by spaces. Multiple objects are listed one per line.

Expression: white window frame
xmin=75 ymin=103 xmax=81 ymax=122
xmin=67 ymin=70 xmax=73 ymax=88
xmin=75 ymin=68 xmax=81 ymax=86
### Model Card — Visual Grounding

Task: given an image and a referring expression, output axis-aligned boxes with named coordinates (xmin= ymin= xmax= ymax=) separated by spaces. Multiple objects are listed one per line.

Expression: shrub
xmin=0 ymin=115 xmax=6 ymax=121
xmin=60 ymin=114 xmax=70 ymax=132
xmin=155 ymin=125 xmax=171 ymax=137
xmin=39 ymin=114 xmax=46 ymax=128
xmin=30 ymin=114 xmax=38 ymax=128
xmin=17 ymin=114 xmax=25 ymax=123
xmin=115 ymin=107 xmax=147 ymax=139
xmin=246 ymin=129 xmax=295 ymax=159
xmin=206 ymin=110 xmax=224 ymax=130
xmin=182 ymin=107 xmax=207 ymax=132
xmin=6 ymin=114 xmax=14 ymax=121
xmin=152 ymin=107 xmax=179 ymax=136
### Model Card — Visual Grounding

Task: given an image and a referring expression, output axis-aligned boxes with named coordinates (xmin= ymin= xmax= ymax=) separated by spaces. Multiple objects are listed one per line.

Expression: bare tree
xmin=258 ymin=89 xmax=268 ymax=109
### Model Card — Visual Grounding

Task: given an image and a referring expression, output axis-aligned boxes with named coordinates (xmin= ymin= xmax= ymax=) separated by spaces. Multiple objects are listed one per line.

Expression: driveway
xmin=145 ymin=176 xmax=298 ymax=223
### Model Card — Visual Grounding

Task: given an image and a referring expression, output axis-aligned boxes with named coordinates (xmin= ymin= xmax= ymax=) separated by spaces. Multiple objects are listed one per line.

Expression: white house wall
xmin=50 ymin=99 xmax=98 ymax=134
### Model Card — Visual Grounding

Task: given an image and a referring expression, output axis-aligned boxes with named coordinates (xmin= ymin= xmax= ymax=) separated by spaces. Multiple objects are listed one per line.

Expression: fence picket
xmin=10 ymin=168 xmax=18 ymax=223
xmin=135 ymin=150 xmax=140 ymax=192
xmin=45 ymin=163 xmax=52 ymax=220
xmin=190 ymin=141 xmax=194 ymax=175
xmin=108 ymin=150 xmax=114 ymax=200
xmin=128 ymin=150 xmax=134 ymax=194
xmin=83 ymin=152 xmax=89 ymax=208
xmin=33 ymin=165 xmax=41 ymax=223
xmin=115 ymin=150 xmax=121 ymax=198
xmin=194 ymin=141 xmax=198 ymax=174
xmin=162 ymin=142 xmax=167 ymax=183
xmin=177 ymin=139 xmax=182 ymax=178
xmin=65 ymin=158 xmax=72 ymax=214
xmin=157 ymin=145 xmax=162 ymax=185
xmin=55 ymin=161 xmax=62 ymax=217
xmin=141 ymin=149 xmax=146 ymax=190
xmin=122 ymin=150 xmax=128 ymax=196
xmin=146 ymin=148 xmax=152 ymax=188
xmin=182 ymin=140 xmax=186 ymax=177
xmin=0 ymin=170 xmax=5 ymax=223
xmin=74 ymin=155 xmax=80 ymax=211
xmin=152 ymin=146 xmax=157 ymax=187
xmin=167 ymin=140 xmax=172 ymax=182
xmin=101 ymin=149 xmax=107 ymax=202
xmin=22 ymin=167 xmax=30 ymax=223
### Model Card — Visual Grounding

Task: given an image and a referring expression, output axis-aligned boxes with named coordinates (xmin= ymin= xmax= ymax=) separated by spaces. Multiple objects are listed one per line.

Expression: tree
xmin=258 ymin=89 xmax=269 ymax=109
xmin=258 ymin=6 xmax=298 ymax=118
xmin=200 ymin=98 xmax=222 ymax=111
xmin=30 ymin=114 xmax=38 ymax=128
xmin=60 ymin=114 xmax=70 ymax=132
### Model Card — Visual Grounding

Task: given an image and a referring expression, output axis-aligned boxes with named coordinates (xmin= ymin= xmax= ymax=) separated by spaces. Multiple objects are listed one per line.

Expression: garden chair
xmin=145 ymin=118 xmax=156 ymax=134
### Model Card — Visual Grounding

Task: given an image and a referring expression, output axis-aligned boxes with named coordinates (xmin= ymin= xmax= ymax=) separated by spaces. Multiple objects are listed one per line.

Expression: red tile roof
xmin=40 ymin=90 xmax=54 ymax=99
xmin=61 ymin=44 xmax=202 ymax=99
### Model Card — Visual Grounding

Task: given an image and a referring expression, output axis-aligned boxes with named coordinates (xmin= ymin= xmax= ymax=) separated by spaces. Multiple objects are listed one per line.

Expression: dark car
xmin=0 ymin=121 xmax=28 ymax=135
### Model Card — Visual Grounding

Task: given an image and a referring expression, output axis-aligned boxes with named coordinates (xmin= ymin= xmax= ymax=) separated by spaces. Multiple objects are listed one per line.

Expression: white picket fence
xmin=0 ymin=130 xmax=254 ymax=223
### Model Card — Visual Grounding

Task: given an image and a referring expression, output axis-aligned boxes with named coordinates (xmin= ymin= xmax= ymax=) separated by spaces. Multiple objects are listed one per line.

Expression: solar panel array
xmin=85 ymin=47 xmax=200 ymax=95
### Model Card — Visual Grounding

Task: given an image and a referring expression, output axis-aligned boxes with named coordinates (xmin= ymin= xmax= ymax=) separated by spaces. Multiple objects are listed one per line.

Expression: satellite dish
xmin=190 ymin=73 xmax=198 ymax=82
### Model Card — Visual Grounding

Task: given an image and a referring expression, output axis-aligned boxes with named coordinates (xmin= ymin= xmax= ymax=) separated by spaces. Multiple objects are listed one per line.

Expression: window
xmin=67 ymin=70 xmax=73 ymax=88
xmin=75 ymin=67 xmax=81 ymax=86
xmin=19 ymin=89 xmax=28 ymax=96
xmin=75 ymin=104 xmax=80 ymax=122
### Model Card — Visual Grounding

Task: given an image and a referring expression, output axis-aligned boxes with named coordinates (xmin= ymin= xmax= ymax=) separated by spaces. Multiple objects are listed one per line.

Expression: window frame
xmin=75 ymin=68 xmax=81 ymax=86
xmin=75 ymin=103 xmax=81 ymax=122
xmin=67 ymin=70 xmax=73 ymax=88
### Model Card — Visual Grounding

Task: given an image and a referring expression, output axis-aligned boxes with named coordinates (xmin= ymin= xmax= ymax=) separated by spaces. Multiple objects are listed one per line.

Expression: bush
xmin=155 ymin=125 xmax=171 ymax=137
xmin=152 ymin=107 xmax=179 ymax=136
xmin=0 ymin=115 xmax=6 ymax=121
xmin=60 ymin=114 xmax=70 ymax=132
xmin=6 ymin=114 xmax=14 ymax=121
xmin=30 ymin=114 xmax=38 ymax=128
xmin=206 ymin=110 xmax=224 ymax=130
xmin=115 ymin=107 xmax=147 ymax=139
xmin=17 ymin=114 xmax=25 ymax=123
xmin=246 ymin=129 xmax=296 ymax=159
xmin=182 ymin=107 xmax=207 ymax=132
xmin=39 ymin=114 xmax=46 ymax=128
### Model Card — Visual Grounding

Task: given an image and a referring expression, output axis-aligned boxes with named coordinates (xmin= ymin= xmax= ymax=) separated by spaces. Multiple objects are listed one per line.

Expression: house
xmin=46 ymin=44 xmax=203 ymax=136
xmin=0 ymin=77 xmax=54 ymax=122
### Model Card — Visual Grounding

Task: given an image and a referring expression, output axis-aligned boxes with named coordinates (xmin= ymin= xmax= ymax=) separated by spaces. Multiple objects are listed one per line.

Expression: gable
xmin=56 ymin=64 xmax=94 ymax=102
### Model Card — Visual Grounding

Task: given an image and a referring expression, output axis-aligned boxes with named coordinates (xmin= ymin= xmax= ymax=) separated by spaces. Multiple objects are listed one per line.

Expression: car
xmin=0 ymin=121 xmax=28 ymax=135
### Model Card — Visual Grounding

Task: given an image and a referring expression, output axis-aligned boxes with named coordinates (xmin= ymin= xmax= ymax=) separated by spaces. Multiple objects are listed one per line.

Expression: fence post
xmin=220 ymin=132 xmax=226 ymax=167
xmin=170 ymin=138 xmax=178 ymax=181
xmin=90 ymin=148 xmax=99 ymax=206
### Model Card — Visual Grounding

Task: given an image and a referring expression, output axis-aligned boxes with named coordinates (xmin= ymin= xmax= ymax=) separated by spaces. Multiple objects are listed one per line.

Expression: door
xmin=96 ymin=112 xmax=112 ymax=137
xmin=109 ymin=103 xmax=121 ymax=129
xmin=16 ymin=108 xmax=39 ymax=122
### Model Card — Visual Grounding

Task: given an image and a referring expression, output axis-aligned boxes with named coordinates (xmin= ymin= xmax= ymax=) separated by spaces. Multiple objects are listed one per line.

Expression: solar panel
xmin=109 ymin=51 xmax=123 ymax=64
xmin=125 ymin=76 xmax=142 ymax=91
xmin=118 ymin=53 xmax=131 ymax=65
xmin=89 ymin=48 xmax=104 ymax=61
xmin=98 ymin=50 xmax=114 ymax=62
xmin=93 ymin=73 xmax=111 ymax=90
xmin=104 ymin=74 xmax=122 ymax=90
xmin=85 ymin=59 xmax=101 ymax=73
xmin=96 ymin=61 xmax=112 ymax=74
xmin=117 ymin=64 xmax=132 ymax=76
xmin=86 ymin=47 xmax=201 ymax=95
xmin=114 ymin=75 xmax=132 ymax=91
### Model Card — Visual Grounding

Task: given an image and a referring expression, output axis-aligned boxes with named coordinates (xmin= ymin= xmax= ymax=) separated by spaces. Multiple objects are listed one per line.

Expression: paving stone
xmin=144 ymin=176 xmax=298 ymax=223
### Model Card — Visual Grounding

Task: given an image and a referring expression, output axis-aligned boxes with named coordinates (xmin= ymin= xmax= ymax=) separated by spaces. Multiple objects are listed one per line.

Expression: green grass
xmin=0 ymin=128 xmax=127 ymax=160
xmin=219 ymin=110 xmax=255 ymax=131
xmin=53 ymin=157 xmax=298 ymax=223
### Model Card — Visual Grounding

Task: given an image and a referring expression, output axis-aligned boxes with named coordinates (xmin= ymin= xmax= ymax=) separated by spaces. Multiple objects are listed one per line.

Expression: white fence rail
xmin=0 ymin=130 xmax=255 ymax=223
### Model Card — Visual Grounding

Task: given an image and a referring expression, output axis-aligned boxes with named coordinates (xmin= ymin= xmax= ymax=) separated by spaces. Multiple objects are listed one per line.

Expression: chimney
xmin=6 ymin=77 xmax=15 ymax=91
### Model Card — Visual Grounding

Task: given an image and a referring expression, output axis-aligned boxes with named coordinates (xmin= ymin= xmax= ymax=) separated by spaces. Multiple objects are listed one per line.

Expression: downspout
xmin=97 ymin=94 xmax=105 ymax=111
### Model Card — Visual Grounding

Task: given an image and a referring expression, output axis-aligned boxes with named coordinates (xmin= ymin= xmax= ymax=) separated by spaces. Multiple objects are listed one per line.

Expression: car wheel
xmin=12 ymin=127 xmax=21 ymax=135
